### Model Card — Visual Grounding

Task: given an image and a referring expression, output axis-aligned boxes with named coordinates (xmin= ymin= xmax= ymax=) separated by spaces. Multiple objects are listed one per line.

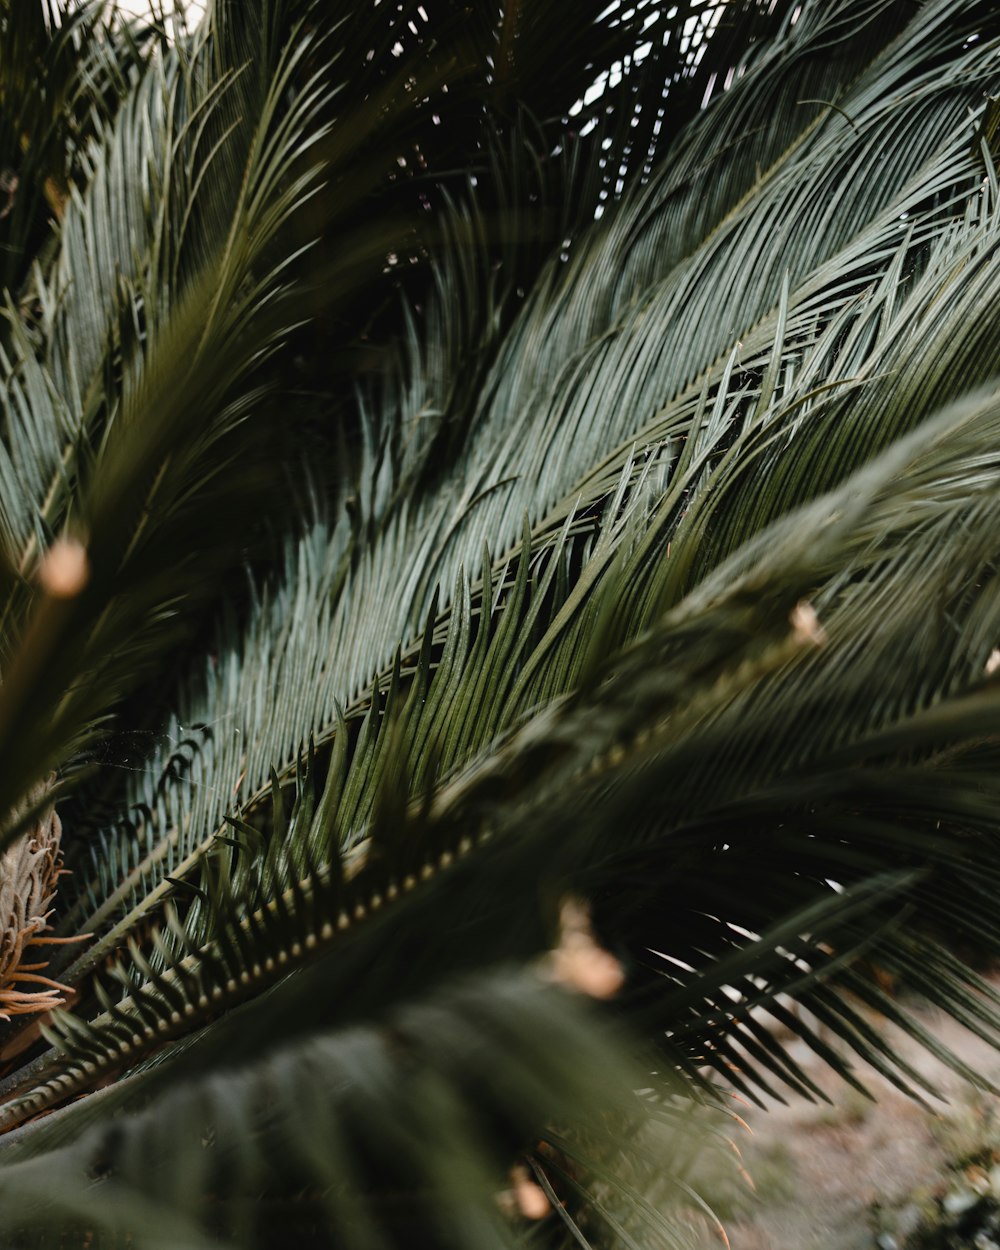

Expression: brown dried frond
xmin=0 ymin=786 xmax=72 ymax=1022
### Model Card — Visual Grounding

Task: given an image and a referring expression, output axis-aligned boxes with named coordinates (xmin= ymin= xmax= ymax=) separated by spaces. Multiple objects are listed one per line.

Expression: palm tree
xmin=3 ymin=0 xmax=1000 ymax=1244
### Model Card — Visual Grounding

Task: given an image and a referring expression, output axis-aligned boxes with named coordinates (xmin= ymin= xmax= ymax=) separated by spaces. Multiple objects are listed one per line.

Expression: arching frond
xmin=5 ymin=1 xmax=1000 ymax=1246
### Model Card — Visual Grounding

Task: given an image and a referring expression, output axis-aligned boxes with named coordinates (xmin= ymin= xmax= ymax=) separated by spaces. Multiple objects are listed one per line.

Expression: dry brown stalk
xmin=0 ymin=785 xmax=73 ymax=1021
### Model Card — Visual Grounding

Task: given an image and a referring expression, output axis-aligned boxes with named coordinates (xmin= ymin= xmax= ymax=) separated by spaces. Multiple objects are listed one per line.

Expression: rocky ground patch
xmin=699 ymin=984 xmax=1000 ymax=1250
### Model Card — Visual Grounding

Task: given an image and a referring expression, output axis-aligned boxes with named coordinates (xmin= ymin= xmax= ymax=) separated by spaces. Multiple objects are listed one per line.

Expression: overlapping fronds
xmin=0 ymin=973 xmax=676 ymax=1250
xmin=4 ymin=0 xmax=1000 ymax=1246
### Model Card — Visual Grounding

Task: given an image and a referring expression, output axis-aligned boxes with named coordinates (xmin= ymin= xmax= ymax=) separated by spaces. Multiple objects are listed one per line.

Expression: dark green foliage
xmin=3 ymin=1 xmax=1000 ymax=1246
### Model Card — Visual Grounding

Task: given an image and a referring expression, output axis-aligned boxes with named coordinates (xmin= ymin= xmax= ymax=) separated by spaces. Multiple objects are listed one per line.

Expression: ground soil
xmin=714 ymin=988 xmax=1000 ymax=1250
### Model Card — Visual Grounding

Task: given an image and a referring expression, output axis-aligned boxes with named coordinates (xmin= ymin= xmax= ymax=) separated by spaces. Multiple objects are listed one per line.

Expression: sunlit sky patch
xmin=116 ymin=0 xmax=206 ymax=20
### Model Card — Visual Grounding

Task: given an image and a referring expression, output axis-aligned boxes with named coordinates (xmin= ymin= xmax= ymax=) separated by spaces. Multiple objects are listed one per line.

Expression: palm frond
xmin=0 ymin=972 xmax=659 ymax=1250
xmin=5 ymin=0 xmax=1000 ymax=1245
xmin=59 ymin=0 xmax=1000 ymax=954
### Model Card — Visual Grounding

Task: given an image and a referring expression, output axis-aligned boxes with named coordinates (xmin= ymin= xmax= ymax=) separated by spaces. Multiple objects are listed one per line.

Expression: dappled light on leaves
xmin=2 ymin=2 xmax=1000 ymax=1248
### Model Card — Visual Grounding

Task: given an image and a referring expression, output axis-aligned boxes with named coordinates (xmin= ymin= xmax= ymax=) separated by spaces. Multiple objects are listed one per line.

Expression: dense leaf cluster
xmin=2 ymin=1 xmax=1000 ymax=1246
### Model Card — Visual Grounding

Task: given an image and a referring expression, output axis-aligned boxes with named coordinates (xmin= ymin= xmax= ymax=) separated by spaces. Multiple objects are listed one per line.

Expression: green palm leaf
xmin=5 ymin=1 xmax=1000 ymax=1246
